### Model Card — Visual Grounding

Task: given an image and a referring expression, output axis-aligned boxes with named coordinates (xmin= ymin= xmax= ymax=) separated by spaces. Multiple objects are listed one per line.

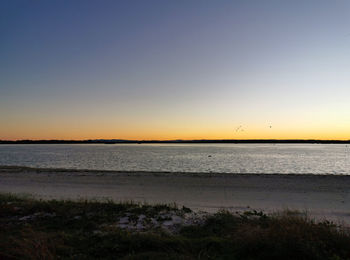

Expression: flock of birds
xmin=234 ymin=125 xmax=272 ymax=133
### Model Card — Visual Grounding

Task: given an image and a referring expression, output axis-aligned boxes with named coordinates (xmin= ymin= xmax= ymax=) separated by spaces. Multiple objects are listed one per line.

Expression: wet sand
xmin=1 ymin=166 xmax=349 ymax=224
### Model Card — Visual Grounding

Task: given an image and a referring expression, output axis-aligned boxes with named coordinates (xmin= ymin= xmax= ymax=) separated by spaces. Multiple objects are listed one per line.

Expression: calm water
xmin=0 ymin=144 xmax=350 ymax=175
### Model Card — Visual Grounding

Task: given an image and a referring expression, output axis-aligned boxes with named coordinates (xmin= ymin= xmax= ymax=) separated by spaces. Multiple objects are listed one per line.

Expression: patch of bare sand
xmin=0 ymin=166 xmax=349 ymax=224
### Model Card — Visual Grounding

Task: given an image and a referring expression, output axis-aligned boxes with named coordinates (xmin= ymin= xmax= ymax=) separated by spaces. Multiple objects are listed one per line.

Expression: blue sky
xmin=1 ymin=0 xmax=350 ymax=140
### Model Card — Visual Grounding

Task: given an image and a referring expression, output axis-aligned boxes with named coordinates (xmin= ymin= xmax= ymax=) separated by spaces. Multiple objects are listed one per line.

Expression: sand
xmin=0 ymin=166 xmax=349 ymax=224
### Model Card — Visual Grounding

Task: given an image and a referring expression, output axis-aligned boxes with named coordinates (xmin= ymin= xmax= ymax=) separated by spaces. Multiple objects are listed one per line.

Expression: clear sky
xmin=1 ymin=0 xmax=350 ymax=140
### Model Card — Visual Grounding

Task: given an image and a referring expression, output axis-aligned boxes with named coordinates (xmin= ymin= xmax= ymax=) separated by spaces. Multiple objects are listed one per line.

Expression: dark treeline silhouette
xmin=1 ymin=139 xmax=350 ymax=144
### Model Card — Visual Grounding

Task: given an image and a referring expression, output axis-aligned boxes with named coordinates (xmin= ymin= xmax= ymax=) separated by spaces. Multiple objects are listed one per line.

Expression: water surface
xmin=0 ymin=143 xmax=350 ymax=175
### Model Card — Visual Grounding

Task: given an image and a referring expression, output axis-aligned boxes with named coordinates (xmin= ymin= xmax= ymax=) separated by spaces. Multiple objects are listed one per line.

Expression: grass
xmin=1 ymin=193 xmax=349 ymax=259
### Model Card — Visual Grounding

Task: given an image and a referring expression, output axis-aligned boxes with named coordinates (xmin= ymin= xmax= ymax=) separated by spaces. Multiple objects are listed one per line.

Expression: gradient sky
xmin=1 ymin=0 xmax=350 ymax=140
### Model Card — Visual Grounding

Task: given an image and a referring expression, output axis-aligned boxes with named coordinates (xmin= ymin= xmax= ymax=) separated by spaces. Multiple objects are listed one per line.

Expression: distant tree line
xmin=1 ymin=139 xmax=350 ymax=144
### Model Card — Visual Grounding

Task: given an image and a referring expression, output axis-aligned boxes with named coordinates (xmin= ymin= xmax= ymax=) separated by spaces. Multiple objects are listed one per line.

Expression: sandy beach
xmin=1 ymin=166 xmax=349 ymax=224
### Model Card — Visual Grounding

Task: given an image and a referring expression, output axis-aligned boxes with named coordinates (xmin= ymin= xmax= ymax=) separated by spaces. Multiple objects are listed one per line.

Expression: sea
xmin=0 ymin=143 xmax=350 ymax=175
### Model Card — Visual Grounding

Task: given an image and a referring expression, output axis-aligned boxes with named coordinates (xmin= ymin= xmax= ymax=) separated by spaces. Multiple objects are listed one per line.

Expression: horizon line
xmin=1 ymin=138 xmax=350 ymax=143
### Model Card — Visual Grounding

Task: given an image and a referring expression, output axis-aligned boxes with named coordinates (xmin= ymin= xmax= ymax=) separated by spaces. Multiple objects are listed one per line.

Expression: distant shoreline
xmin=1 ymin=139 xmax=350 ymax=144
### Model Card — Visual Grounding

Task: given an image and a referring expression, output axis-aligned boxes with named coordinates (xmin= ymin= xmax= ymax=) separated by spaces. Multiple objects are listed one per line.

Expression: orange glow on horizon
xmin=2 ymin=130 xmax=350 ymax=141
xmin=1 ymin=113 xmax=350 ymax=141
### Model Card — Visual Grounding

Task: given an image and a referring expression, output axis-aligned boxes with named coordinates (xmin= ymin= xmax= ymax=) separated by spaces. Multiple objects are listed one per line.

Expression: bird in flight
xmin=235 ymin=125 xmax=242 ymax=132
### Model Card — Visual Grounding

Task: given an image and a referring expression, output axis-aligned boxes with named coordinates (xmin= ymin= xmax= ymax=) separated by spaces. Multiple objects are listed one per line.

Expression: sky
xmin=1 ymin=0 xmax=350 ymax=140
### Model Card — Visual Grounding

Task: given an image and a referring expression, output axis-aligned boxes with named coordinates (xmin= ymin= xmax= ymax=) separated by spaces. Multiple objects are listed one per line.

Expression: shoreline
xmin=1 ymin=165 xmax=349 ymax=224
xmin=2 ymin=165 xmax=350 ymax=177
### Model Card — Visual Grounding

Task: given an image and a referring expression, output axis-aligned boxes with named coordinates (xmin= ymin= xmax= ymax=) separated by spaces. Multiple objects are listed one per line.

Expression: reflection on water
xmin=0 ymin=143 xmax=349 ymax=175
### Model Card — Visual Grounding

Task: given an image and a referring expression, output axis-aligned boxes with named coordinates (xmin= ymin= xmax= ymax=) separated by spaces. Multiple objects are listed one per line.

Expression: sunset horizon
xmin=2 ymin=1 xmax=350 ymax=141
xmin=2 ymin=1 xmax=350 ymax=258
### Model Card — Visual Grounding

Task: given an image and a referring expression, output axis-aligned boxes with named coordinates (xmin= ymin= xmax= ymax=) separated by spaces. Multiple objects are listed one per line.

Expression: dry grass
xmin=1 ymin=193 xmax=350 ymax=260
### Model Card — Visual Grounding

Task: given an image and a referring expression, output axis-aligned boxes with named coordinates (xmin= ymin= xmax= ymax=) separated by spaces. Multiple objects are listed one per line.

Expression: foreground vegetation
xmin=0 ymin=193 xmax=349 ymax=260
